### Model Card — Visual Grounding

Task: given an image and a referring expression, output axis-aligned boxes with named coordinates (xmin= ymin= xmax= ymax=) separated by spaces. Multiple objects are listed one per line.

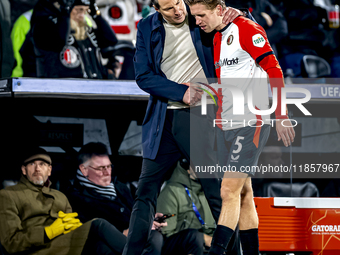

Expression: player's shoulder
xmin=232 ymin=16 xmax=267 ymax=43
xmin=233 ymin=16 xmax=264 ymax=32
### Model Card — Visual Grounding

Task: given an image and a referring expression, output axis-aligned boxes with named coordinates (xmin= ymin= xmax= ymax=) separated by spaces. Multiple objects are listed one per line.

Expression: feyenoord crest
xmin=227 ymin=35 xmax=233 ymax=45
xmin=60 ymin=46 xmax=81 ymax=68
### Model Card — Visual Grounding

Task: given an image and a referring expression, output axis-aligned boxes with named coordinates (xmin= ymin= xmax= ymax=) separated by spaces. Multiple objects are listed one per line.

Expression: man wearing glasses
xmin=66 ymin=142 xmax=166 ymax=254
xmin=0 ymin=147 xmax=128 ymax=254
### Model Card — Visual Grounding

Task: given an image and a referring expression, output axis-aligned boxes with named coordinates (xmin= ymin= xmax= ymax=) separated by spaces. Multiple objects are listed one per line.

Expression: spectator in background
xmin=66 ymin=142 xmax=165 ymax=255
xmin=277 ymin=0 xmax=340 ymax=78
xmin=226 ymin=0 xmax=288 ymax=58
xmin=0 ymin=147 xmax=127 ymax=255
xmin=9 ymin=0 xmax=39 ymax=28
xmin=157 ymin=159 xmax=216 ymax=255
xmin=21 ymin=0 xmax=119 ymax=79
xmin=11 ymin=10 xmax=33 ymax=77
xmin=11 ymin=7 xmax=93 ymax=77
xmin=0 ymin=0 xmax=15 ymax=78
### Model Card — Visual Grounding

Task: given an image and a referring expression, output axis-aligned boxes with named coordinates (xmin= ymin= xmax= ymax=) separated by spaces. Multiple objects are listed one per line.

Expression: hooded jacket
xmin=157 ymin=163 xmax=215 ymax=238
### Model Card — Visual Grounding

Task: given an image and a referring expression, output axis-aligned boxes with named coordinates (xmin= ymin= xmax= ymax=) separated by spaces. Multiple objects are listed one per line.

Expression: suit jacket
xmin=133 ymin=6 xmax=216 ymax=160
xmin=0 ymin=176 xmax=91 ymax=255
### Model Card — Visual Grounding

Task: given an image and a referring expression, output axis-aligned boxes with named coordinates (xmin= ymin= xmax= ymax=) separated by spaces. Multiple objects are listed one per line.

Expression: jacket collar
xmin=168 ymin=162 xmax=201 ymax=190
xmin=20 ymin=175 xmax=51 ymax=192
xmin=150 ymin=11 xmax=165 ymax=32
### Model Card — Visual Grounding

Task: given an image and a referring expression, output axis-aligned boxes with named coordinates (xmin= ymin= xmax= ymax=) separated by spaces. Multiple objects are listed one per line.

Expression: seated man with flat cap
xmin=0 ymin=147 xmax=126 ymax=255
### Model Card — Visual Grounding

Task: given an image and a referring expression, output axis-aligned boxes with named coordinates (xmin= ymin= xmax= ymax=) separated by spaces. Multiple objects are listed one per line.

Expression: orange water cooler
xmin=255 ymin=197 xmax=340 ymax=255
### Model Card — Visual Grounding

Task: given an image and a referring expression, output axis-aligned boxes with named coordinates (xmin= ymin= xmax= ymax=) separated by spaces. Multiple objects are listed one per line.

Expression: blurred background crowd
xmin=1 ymin=0 xmax=340 ymax=80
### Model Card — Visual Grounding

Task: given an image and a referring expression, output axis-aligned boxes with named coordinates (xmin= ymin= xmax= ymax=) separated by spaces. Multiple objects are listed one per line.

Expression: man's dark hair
xmin=151 ymin=0 xmax=160 ymax=9
xmin=77 ymin=142 xmax=109 ymax=166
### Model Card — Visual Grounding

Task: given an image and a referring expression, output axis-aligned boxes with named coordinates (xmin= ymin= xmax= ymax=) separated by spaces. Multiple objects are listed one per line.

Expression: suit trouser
xmin=83 ymin=219 xmax=163 ymax=255
xmin=82 ymin=219 xmax=126 ymax=255
xmin=162 ymin=229 xmax=204 ymax=255
xmin=122 ymin=107 xmax=240 ymax=255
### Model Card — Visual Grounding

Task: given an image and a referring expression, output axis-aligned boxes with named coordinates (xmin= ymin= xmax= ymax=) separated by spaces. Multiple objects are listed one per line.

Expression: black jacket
xmin=281 ymin=0 xmax=334 ymax=58
xmin=66 ymin=177 xmax=133 ymax=232
xmin=0 ymin=0 xmax=14 ymax=78
xmin=22 ymin=0 xmax=118 ymax=78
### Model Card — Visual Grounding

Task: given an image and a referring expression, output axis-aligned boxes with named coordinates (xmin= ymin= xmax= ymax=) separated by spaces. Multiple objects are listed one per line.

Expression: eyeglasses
xmin=27 ymin=162 xmax=50 ymax=168
xmin=87 ymin=164 xmax=113 ymax=172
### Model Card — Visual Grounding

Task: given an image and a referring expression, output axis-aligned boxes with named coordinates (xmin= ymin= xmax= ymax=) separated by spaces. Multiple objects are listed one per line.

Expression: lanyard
xmin=183 ymin=184 xmax=205 ymax=226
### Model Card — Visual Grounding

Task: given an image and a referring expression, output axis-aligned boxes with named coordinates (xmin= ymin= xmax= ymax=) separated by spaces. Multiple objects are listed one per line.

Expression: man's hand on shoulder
xmin=222 ymin=7 xmax=245 ymax=25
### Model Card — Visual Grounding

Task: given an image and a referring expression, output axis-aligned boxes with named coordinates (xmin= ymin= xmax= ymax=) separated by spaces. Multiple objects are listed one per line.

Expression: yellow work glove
xmin=58 ymin=211 xmax=79 ymax=222
xmin=58 ymin=211 xmax=83 ymax=234
xmin=63 ymin=221 xmax=83 ymax=234
xmin=45 ymin=218 xmax=66 ymax=240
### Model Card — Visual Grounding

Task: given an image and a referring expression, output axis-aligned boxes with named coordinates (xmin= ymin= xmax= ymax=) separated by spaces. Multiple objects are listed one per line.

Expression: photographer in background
xmin=157 ymin=159 xmax=216 ymax=255
xmin=21 ymin=0 xmax=119 ymax=79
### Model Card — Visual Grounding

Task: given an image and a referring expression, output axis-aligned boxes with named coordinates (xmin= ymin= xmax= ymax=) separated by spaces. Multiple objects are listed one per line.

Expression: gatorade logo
xmin=312 ymin=225 xmax=340 ymax=232
xmin=252 ymin=34 xmax=265 ymax=48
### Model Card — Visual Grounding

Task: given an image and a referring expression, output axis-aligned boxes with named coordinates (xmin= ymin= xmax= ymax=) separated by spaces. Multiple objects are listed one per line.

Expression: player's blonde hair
xmin=184 ymin=0 xmax=226 ymax=10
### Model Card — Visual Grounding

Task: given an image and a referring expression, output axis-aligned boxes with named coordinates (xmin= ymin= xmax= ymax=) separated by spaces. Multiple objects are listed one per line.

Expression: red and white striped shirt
xmin=213 ymin=16 xmax=287 ymax=130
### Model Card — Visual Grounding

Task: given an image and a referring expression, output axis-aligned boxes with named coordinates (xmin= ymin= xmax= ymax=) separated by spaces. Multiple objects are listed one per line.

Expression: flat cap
xmin=23 ymin=148 xmax=52 ymax=165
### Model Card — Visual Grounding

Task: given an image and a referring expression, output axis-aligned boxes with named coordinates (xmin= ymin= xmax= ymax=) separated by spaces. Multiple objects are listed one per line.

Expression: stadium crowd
xmin=1 ymin=0 xmax=339 ymax=79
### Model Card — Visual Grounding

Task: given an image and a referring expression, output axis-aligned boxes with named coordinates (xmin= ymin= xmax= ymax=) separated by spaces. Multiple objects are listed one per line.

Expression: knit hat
xmin=23 ymin=148 xmax=52 ymax=165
